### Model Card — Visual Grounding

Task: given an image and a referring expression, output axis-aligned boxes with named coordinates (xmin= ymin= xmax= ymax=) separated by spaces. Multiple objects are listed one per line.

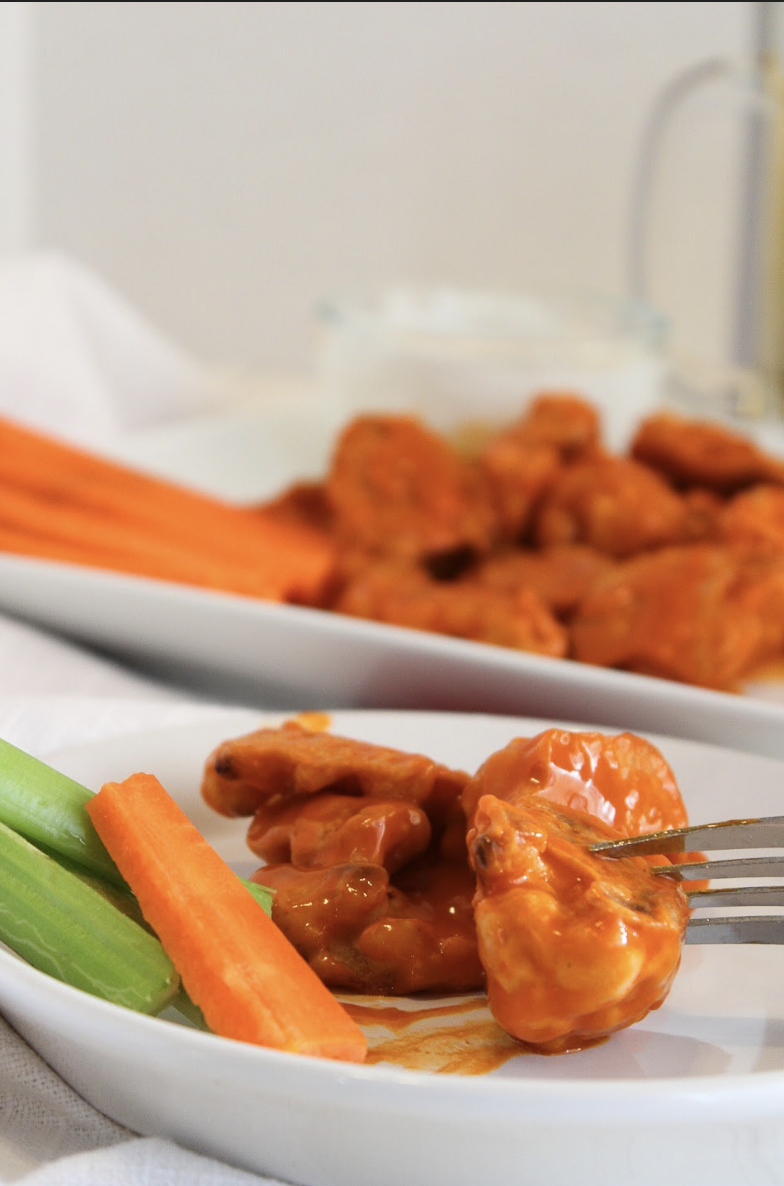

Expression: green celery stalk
xmin=169 ymin=988 xmax=210 ymax=1030
xmin=241 ymin=877 xmax=274 ymax=916
xmin=0 ymin=738 xmax=275 ymax=914
xmin=0 ymin=738 xmax=123 ymax=887
xmin=51 ymin=846 xmax=273 ymax=923
xmin=45 ymin=847 xmax=149 ymax=927
xmin=0 ymin=819 xmax=179 ymax=1013
xmin=54 ymin=843 xmax=273 ymax=920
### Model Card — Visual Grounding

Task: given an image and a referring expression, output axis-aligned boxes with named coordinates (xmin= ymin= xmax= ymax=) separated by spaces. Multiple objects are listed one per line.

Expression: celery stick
xmin=61 ymin=847 xmax=271 ymax=924
xmin=0 ymin=737 xmax=123 ymax=886
xmin=169 ymin=988 xmax=210 ymax=1030
xmin=0 ymin=819 xmax=179 ymax=1013
xmin=242 ymin=877 xmax=274 ymax=916
xmin=0 ymin=738 xmax=277 ymax=909
xmin=47 ymin=834 xmax=271 ymax=918
xmin=45 ymin=847 xmax=149 ymax=927
xmin=52 ymin=849 xmax=272 ymax=923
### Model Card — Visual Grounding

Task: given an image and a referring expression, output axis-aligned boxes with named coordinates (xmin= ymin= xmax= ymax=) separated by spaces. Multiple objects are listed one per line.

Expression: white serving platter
xmin=0 ymin=389 xmax=782 ymax=758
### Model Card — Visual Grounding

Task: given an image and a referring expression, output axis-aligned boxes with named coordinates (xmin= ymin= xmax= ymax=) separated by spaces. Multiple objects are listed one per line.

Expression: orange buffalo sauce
xmin=342 ymin=997 xmax=524 ymax=1075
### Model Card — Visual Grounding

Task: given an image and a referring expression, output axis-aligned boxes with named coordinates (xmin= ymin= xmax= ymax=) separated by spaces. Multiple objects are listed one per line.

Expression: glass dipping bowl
xmin=316 ymin=287 xmax=669 ymax=452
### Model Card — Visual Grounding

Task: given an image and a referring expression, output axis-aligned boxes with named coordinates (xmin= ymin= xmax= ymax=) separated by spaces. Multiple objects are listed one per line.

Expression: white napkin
xmin=20 ymin=1141 xmax=282 ymax=1186
xmin=0 ymin=1013 xmax=282 ymax=1184
xmin=0 ymin=252 xmax=237 ymax=448
xmin=0 ymin=1016 xmax=283 ymax=1186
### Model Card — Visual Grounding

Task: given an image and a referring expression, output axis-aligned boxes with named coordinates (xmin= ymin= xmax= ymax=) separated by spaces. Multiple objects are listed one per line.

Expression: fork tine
xmin=686 ymin=916 xmax=784 ymax=945
xmin=589 ymin=815 xmax=784 ymax=857
xmin=686 ymin=884 xmax=784 ymax=907
xmin=653 ymin=854 xmax=784 ymax=881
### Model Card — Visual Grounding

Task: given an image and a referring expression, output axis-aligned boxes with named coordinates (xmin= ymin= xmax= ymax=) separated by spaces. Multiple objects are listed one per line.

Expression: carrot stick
xmin=0 ymin=487 xmax=325 ymax=599
xmin=86 ymin=773 xmax=368 ymax=1062
xmin=0 ymin=413 xmax=288 ymax=551
xmin=0 ymin=487 xmax=278 ymax=595
xmin=0 ymin=415 xmax=336 ymax=603
xmin=0 ymin=521 xmax=278 ymax=597
xmin=0 ymin=446 xmax=320 ymax=580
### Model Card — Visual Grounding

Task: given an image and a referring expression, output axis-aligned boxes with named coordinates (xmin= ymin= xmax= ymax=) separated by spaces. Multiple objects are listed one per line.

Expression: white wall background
xmin=0 ymin=1 xmax=765 ymax=371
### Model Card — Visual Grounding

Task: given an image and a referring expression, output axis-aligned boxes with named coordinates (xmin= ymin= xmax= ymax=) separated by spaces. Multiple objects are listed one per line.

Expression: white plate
xmin=2 ymin=708 xmax=784 ymax=1186
xmin=0 ymin=389 xmax=783 ymax=759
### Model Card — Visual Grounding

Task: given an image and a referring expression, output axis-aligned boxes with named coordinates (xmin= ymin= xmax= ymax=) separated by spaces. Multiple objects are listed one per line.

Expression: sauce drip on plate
xmin=341 ymin=995 xmax=523 ymax=1074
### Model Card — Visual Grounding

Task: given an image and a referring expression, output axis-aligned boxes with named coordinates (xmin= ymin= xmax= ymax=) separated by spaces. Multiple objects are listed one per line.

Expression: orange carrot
xmin=86 ymin=773 xmax=368 ymax=1063
xmin=0 ymin=488 xmax=329 ymax=599
xmin=0 ymin=488 xmax=280 ymax=596
xmin=0 ymin=414 xmax=336 ymax=604
xmin=0 ymin=521 xmax=280 ymax=597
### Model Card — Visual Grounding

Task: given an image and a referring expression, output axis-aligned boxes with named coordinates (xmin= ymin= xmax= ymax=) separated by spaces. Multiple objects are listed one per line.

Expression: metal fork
xmin=590 ymin=816 xmax=784 ymax=944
